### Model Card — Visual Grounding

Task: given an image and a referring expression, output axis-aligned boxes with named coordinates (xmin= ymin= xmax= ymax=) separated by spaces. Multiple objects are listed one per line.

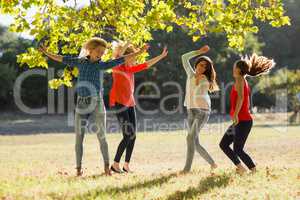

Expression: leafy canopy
xmin=0 ymin=0 xmax=290 ymax=89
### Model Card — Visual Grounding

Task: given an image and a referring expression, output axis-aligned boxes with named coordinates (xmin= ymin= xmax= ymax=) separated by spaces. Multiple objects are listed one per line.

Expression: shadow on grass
xmin=162 ymin=173 xmax=231 ymax=200
xmin=71 ymin=172 xmax=180 ymax=199
xmin=66 ymin=173 xmax=107 ymax=182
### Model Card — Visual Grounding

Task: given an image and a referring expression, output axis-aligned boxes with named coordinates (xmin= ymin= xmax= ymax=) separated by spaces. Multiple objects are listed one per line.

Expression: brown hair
xmin=83 ymin=37 xmax=107 ymax=51
xmin=124 ymin=45 xmax=137 ymax=55
xmin=195 ymin=56 xmax=219 ymax=92
xmin=235 ymin=53 xmax=275 ymax=76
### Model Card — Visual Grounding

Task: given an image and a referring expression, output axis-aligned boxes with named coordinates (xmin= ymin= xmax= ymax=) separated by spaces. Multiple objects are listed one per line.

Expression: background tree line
xmin=0 ymin=0 xmax=298 ymax=119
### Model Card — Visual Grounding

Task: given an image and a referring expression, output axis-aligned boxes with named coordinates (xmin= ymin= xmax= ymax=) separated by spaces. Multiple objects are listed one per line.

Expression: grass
xmin=0 ymin=124 xmax=299 ymax=200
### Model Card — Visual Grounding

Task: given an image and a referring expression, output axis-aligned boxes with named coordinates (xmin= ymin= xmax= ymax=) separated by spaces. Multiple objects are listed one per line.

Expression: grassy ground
xmin=0 ymin=124 xmax=299 ymax=200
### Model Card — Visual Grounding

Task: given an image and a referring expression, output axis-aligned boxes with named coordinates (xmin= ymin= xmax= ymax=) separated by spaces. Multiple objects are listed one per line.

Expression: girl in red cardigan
xmin=110 ymin=42 xmax=168 ymax=173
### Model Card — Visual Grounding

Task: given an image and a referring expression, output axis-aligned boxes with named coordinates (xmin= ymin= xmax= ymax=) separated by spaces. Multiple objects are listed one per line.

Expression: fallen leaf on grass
xmin=57 ymin=171 xmax=69 ymax=176
xmin=265 ymin=167 xmax=279 ymax=179
xmin=270 ymin=174 xmax=278 ymax=179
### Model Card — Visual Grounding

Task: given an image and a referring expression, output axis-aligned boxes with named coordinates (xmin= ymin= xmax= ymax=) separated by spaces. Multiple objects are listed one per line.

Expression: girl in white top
xmin=181 ymin=45 xmax=219 ymax=172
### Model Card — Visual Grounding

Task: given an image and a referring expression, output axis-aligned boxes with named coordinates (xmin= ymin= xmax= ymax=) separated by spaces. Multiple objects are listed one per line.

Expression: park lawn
xmin=0 ymin=124 xmax=299 ymax=200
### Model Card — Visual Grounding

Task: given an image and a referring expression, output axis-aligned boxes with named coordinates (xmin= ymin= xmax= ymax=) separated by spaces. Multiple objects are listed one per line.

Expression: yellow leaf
xmin=192 ymin=35 xmax=200 ymax=42
xmin=72 ymin=67 xmax=79 ymax=77
xmin=49 ymin=79 xmax=63 ymax=89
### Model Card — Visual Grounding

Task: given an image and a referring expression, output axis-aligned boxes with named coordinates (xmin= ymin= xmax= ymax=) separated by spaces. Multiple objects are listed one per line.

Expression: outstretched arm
xmin=145 ymin=46 xmax=168 ymax=69
xmin=101 ymin=43 xmax=149 ymax=71
xmin=118 ymin=46 xmax=168 ymax=73
xmin=181 ymin=45 xmax=210 ymax=76
xmin=98 ymin=57 xmax=126 ymax=70
xmin=39 ymin=45 xmax=82 ymax=67
xmin=123 ymin=44 xmax=149 ymax=63
xmin=39 ymin=45 xmax=63 ymax=63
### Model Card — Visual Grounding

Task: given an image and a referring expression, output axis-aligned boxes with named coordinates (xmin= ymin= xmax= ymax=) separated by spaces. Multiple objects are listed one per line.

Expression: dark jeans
xmin=219 ymin=120 xmax=256 ymax=169
xmin=114 ymin=103 xmax=137 ymax=163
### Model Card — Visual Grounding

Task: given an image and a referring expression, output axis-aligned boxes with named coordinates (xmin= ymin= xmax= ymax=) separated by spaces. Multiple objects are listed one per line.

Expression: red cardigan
xmin=109 ymin=63 xmax=148 ymax=107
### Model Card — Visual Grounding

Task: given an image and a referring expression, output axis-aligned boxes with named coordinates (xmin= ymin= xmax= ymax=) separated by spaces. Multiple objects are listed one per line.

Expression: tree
xmin=257 ymin=68 xmax=300 ymax=123
xmin=0 ymin=25 xmax=31 ymax=69
xmin=257 ymin=0 xmax=300 ymax=69
xmin=0 ymin=25 xmax=48 ymax=109
xmin=0 ymin=0 xmax=290 ymax=89
xmin=0 ymin=63 xmax=16 ymax=103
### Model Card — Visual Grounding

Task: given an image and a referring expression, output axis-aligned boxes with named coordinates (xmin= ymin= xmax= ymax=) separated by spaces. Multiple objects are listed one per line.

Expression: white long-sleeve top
xmin=181 ymin=51 xmax=211 ymax=110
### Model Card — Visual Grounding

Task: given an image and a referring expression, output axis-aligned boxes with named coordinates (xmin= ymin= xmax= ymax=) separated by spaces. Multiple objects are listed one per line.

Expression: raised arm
xmin=123 ymin=44 xmax=149 ymax=64
xmin=39 ymin=45 xmax=82 ymax=67
xmin=181 ymin=45 xmax=210 ymax=76
xmin=103 ymin=43 xmax=148 ymax=71
xmin=145 ymin=46 xmax=168 ymax=69
xmin=117 ymin=46 xmax=168 ymax=73
xmin=39 ymin=45 xmax=63 ymax=63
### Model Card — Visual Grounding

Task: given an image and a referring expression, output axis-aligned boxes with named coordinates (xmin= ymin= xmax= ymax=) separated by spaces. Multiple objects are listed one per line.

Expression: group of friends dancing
xmin=39 ymin=36 xmax=275 ymax=176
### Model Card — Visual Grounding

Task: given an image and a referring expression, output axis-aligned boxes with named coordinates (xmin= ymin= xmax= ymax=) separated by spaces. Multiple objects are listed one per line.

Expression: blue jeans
xmin=184 ymin=108 xmax=215 ymax=172
xmin=74 ymin=96 xmax=109 ymax=168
